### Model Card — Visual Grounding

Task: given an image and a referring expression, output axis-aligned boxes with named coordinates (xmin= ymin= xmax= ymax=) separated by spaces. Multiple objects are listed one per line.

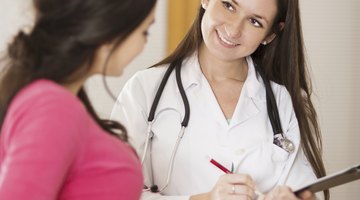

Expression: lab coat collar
xmin=244 ymin=56 xmax=266 ymax=100
xmin=180 ymin=52 xmax=267 ymax=127
xmin=180 ymin=52 xmax=266 ymax=101
xmin=180 ymin=51 xmax=203 ymax=90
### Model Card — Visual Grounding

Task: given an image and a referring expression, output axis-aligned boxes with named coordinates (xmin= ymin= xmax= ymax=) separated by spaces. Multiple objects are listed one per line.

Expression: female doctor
xmin=111 ymin=0 xmax=328 ymax=199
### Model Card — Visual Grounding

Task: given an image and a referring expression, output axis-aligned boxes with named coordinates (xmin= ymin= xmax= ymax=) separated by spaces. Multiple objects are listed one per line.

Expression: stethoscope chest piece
xmin=274 ymin=134 xmax=295 ymax=153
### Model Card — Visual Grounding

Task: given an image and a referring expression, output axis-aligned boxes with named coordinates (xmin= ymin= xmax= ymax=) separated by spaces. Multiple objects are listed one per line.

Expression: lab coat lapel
xmin=229 ymin=56 xmax=266 ymax=128
xmin=229 ymin=87 xmax=261 ymax=128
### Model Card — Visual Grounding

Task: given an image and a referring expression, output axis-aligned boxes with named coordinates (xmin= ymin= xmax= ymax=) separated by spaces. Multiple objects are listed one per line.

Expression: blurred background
xmin=0 ymin=0 xmax=359 ymax=199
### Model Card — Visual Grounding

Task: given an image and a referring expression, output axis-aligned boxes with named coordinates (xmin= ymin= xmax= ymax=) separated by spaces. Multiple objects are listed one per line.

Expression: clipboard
xmin=294 ymin=164 xmax=360 ymax=196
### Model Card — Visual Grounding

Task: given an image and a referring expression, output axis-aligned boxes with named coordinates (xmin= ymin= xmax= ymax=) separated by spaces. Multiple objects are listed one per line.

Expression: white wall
xmin=0 ymin=0 xmax=359 ymax=199
xmin=301 ymin=1 xmax=360 ymax=199
xmin=0 ymin=1 xmax=33 ymax=53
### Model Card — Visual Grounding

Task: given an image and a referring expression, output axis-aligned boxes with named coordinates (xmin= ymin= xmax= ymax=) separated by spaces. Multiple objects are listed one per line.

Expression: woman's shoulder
xmin=123 ymin=64 xmax=171 ymax=92
xmin=133 ymin=65 xmax=170 ymax=82
xmin=269 ymin=81 xmax=292 ymax=102
xmin=9 ymin=79 xmax=85 ymax=118
xmin=128 ymin=53 xmax=197 ymax=88
xmin=2 ymin=79 xmax=88 ymax=150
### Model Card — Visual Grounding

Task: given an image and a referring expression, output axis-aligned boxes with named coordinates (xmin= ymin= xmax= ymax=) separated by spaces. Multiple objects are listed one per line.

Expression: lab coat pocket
xmin=235 ymin=142 xmax=290 ymax=192
xmin=271 ymin=143 xmax=290 ymax=162
xmin=260 ymin=143 xmax=290 ymax=191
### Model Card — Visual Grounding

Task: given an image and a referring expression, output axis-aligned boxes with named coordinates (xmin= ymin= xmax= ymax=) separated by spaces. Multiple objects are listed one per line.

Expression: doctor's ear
xmin=201 ymin=0 xmax=209 ymax=9
xmin=261 ymin=22 xmax=285 ymax=45
xmin=261 ymin=34 xmax=276 ymax=45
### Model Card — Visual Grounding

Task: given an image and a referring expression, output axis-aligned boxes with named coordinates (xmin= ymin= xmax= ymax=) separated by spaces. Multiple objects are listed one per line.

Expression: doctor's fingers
xmin=298 ymin=190 xmax=316 ymax=200
xmin=210 ymin=184 xmax=254 ymax=200
xmin=263 ymin=186 xmax=300 ymax=200
xmin=229 ymin=184 xmax=255 ymax=200
xmin=218 ymin=174 xmax=255 ymax=189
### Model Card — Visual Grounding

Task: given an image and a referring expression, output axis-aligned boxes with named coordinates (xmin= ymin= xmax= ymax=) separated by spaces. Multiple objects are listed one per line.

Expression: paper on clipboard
xmin=294 ymin=164 xmax=360 ymax=196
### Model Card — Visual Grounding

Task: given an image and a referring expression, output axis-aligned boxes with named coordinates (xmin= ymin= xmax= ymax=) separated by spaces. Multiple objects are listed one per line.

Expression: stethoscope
xmin=141 ymin=59 xmax=295 ymax=193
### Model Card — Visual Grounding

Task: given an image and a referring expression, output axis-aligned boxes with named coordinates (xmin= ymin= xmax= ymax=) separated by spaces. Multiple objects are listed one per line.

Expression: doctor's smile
xmin=216 ymin=30 xmax=240 ymax=47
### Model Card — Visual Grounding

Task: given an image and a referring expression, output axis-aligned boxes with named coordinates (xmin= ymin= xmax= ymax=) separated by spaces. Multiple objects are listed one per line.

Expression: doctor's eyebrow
xmin=231 ymin=0 xmax=269 ymax=24
xmin=231 ymin=0 xmax=239 ymax=6
xmin=252 ymin=14 xmax=269 ymax=24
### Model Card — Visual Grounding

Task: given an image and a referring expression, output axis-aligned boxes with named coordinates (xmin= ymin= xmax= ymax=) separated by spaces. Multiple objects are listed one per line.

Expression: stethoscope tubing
xmin=143 ymin=60 xmax=190 ymax=192
xmin=159 ymin=126 xmax=185 ymax=192
xmin=141 ymin=122 xmax=154 ymax=165
xmin=253 ymin=63 xmax=283 ymax=134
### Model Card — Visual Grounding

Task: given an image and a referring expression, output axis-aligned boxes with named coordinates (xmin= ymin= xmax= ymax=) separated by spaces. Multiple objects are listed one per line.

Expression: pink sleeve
xmin=0 ymin=94 xmax=84 ymax=200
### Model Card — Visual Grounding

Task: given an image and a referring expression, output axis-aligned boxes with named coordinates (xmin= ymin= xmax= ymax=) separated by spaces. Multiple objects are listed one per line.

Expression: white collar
xmin=180 ymin=52 xmax=266 ymax=100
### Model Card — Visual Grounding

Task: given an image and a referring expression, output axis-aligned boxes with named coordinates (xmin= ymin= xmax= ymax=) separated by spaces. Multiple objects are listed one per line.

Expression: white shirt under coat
xmin=111 ymin=53 xmax=317 ymax=200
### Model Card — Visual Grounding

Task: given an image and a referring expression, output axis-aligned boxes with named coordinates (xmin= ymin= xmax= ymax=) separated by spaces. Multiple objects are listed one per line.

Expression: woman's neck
xmin=62 ymin=81 xmax=83 ymax=95
xmin=62 ymin=76 xmax=87 ymax=96
xmin=198 ymin=44 xmax=248 ymax=82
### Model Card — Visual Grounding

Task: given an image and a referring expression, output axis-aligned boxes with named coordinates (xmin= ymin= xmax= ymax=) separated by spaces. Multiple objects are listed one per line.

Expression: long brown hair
xmin=0 ymin=0 xmax=157 ymax=140
xmin=154 ymin=0 xmax=329 ymax=198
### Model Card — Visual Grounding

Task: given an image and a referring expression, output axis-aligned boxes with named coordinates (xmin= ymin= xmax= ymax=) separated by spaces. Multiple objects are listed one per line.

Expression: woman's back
xmin=0 ymin=80 xmax=143 ymax=200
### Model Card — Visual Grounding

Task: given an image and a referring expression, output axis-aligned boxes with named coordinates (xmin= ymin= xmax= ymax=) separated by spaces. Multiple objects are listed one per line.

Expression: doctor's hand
xmin=190 ymin=173 xmax=256 ymax=200
xmin=259 ymin=186 xmax=315 ymax=200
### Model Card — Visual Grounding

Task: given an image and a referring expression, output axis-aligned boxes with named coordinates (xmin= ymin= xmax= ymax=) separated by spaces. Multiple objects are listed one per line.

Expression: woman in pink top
xmin=0 ymin=0 xmax=157 ymax=199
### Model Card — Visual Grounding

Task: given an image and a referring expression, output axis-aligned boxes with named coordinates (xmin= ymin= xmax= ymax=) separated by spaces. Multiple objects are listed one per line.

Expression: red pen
xmin=209 ymin=157 xmax=232 ymax=174
xmin=208 ymin=156 xmax=264 ymax=198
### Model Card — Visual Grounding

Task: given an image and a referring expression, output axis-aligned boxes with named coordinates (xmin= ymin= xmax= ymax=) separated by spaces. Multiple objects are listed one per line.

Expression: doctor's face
xmin=200 ymin=0 xmax=278 ymax=61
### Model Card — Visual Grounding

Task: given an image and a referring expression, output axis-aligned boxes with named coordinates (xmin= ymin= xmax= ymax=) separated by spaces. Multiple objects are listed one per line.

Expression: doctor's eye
xmin=221 ymin=1 xmax=236 ymax=12
xmin=249 ymin=18 xmax=263 ymax=28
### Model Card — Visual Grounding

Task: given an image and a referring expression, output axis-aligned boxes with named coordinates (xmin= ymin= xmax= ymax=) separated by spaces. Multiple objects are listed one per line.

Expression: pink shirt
xmin=0 ymin=79 xmax=143 ymax=200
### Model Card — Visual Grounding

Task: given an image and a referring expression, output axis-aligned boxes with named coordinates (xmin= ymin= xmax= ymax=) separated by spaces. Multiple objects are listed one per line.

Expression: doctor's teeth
xmin=219 ymin=33 xmax=237 ymax=46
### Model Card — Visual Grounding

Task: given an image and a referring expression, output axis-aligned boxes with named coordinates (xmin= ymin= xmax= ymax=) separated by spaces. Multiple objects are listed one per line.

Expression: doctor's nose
xmin=224 ymin=21 xmax=244 ymax=39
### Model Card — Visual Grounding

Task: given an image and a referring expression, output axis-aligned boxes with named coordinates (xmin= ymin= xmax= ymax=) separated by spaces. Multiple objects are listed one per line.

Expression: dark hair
xmin=153 ymin=0 xmax=329 ymax=199
xmin=0 ymin=0 xmax=157 ymax=140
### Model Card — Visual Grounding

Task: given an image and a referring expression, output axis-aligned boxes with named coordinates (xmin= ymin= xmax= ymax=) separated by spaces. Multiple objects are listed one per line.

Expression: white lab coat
xmin=111 ymin=53 xmax=317 ymax=200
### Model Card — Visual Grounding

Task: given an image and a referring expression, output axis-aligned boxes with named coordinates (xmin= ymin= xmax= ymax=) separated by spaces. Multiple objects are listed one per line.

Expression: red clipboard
xmin=294 ymin=164 xmax=360 ymax=196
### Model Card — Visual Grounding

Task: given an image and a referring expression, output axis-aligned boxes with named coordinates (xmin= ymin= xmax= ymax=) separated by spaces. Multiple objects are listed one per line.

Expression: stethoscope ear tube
xmin=148 ymin=62 xmax=178 ymax=122
xmin=175 ymin=62 xmax=190 ymax=127
xmin=254 ymin=64 xmax=283 ymax=134
xmin=143 ymin=60 xmax=191 ymax=193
